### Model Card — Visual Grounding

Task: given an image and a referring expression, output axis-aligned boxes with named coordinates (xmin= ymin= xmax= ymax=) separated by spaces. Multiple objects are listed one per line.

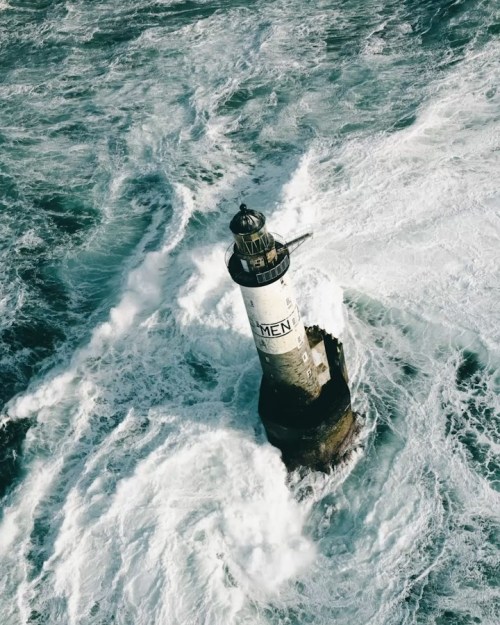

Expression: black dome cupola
xmin=229 ymin=204 xmax=265 ymax=235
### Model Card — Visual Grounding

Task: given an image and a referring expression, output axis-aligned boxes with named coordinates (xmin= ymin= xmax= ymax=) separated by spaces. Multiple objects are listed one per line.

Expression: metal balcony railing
xmin=256 ymin=253 xmax=289 ymax=284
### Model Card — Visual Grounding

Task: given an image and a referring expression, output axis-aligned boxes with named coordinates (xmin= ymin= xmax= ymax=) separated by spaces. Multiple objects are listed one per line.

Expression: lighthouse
xmin=227 ymin=204 xmax=358 ymax=470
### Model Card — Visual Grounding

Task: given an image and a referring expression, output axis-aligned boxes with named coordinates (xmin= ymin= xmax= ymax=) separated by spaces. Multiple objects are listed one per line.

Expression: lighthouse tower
xmin=227 ymin=204 xmax=358 ymax=470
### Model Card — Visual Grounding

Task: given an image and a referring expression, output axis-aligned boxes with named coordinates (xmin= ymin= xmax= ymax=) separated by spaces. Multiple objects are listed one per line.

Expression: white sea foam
xmin=301 ymin=43 xmax=500 ymax=349
xmin=37 ymin=429 xmax=314 ymax=625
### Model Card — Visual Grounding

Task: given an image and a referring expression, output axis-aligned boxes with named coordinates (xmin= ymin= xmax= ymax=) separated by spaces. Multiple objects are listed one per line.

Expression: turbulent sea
xmin=1 ymin=0 xmax=499 ymax=623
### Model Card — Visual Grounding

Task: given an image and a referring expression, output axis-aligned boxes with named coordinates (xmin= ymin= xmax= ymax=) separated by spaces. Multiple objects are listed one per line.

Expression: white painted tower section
xmin=240 ymin=274 xmax=306 ymax=356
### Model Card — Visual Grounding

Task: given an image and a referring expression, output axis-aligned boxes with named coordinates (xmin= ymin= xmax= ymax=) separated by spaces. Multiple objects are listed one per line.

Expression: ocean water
xmin=0 ymin=0 xmax=499 ymax=623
